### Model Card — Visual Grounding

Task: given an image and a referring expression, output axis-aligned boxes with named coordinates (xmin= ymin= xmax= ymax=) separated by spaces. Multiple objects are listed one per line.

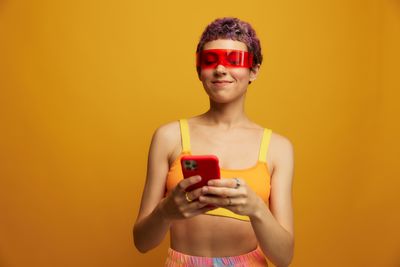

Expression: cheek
xmin=199 ymin=70 xmax=213 ymax=81
xmin=230 ymin=69 xmax=250 ymax=81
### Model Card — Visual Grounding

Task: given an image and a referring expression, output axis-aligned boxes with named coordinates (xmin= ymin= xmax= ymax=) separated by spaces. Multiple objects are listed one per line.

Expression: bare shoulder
xmin=152 ymin=121 xmax=180 ymax=150
xmin=269 ymin=132 xmax=294 ymax=176
xmin=249 ymin=121 xmax=293 ymax=156
xmin=270 ymin=132 xmax=294 ymax=157
xmin=150 ymin=121 xmax=181 ymax=164
xmin=153 ymin=121 xmax=180 ymax=141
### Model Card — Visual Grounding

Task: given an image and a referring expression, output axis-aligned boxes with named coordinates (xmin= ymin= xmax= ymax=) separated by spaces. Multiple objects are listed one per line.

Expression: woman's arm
xmin=133 ymin=123 xmax=212 ymax=253
xmin=250 ymin=136 xmax=295 ymax=266
xmin=133 ymin=126 xmax=173 ymax=253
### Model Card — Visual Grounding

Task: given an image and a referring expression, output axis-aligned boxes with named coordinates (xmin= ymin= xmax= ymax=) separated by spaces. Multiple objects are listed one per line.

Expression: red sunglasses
xmin=196 ymin=49 xmax=253 ymax=69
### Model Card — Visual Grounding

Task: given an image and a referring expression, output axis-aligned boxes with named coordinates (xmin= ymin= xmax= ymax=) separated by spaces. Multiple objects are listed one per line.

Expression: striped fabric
xmin=165 ymin=247 xmax=268 ymax=267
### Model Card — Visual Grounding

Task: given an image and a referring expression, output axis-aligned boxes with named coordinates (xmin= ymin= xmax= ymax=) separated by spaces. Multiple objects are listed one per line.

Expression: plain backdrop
xmin=1 ymin=0 xmax=399 ymax=266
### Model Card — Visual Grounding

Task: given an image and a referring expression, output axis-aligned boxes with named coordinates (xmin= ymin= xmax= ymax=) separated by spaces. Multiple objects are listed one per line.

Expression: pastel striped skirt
xmin=165 ymin=247 xmax=268 ymax=267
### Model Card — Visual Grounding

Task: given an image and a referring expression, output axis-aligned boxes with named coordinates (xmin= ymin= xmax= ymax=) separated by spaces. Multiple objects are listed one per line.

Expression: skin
xmin=134 ymin=39 xmax=295 ymax=267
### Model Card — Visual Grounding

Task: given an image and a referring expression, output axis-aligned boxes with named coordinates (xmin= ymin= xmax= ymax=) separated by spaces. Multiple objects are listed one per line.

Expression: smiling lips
xmin=212 ymin=80 xmax=233 ymax=84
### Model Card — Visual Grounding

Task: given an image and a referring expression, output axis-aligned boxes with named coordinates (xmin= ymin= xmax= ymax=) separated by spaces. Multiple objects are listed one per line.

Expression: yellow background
xmin=1 ymin=0 xmax=399 ymax=266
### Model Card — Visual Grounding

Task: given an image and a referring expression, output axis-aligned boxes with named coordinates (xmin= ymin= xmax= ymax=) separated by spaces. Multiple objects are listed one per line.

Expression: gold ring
xmin=185 ymin=192 xmax=193 ymax=202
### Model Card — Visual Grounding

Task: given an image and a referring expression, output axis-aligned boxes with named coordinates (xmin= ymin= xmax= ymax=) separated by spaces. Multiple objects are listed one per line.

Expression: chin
xmin=206 ymin=88 xmax=246 ymax=103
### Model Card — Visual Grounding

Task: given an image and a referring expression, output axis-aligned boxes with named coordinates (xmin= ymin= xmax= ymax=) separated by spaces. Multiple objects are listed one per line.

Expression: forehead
xmin=203 ymin=39 xmax=248 ymax=51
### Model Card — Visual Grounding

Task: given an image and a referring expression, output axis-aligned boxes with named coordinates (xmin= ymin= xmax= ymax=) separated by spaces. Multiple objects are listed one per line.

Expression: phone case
xmin=181 ymin=155 xmax=220 ymax=192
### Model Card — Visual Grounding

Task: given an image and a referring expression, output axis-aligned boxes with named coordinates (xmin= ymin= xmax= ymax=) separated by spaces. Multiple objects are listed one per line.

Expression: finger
xmin=186 ymin=187 xmax=205 ymax=201
xmin=199 ymin=195 xmax=233 ymax=207
xmin=202 ymin=186 xmax=239 ymax=198
xmin=186 ymin=199 xmax=210 ymax=210
xmin=177 ymin=175 xmax=202 ymax=192
xmin=208 ymin=178 xmax=244 ymax=188
xmin=180 ymin=199 xmax=212 ymax=216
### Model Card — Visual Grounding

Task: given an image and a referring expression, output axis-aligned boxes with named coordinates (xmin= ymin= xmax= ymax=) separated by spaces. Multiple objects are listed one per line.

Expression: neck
xmin=203 ymin=95 xmax=249 ymax=129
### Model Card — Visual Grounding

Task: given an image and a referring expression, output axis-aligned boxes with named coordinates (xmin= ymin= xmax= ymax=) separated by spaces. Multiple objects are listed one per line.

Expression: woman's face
xmin=199 ymin=39 xmax=259 ymax=104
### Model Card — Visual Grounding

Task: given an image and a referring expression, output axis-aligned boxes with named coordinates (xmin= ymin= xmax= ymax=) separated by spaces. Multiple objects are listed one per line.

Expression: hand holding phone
xmin=181 ymin=155 xmax=220 ymax=192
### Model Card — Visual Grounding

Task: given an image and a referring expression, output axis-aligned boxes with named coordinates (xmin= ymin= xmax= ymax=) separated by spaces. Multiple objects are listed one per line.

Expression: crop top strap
xmin=179 ymin=119 xmax=191 ymax=153
xmin=258 ymin=128 xmax=272 ymax=163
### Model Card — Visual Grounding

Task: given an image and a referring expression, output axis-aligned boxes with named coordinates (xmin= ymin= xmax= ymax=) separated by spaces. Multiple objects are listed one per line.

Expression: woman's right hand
xmin=158 ymin=175 xmax=212 ymax=221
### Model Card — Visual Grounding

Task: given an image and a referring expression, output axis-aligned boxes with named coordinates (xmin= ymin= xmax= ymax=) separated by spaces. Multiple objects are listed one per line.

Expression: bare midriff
xmin=170 ymin=214 xmax=259 ymax=257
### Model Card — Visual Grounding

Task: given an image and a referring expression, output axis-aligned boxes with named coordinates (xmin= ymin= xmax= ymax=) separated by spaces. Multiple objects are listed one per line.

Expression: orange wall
xmin=0 ymin=1 xmax=399 ymax=266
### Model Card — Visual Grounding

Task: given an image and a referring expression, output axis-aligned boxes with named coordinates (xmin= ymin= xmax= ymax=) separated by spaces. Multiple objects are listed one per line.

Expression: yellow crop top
xmin=165 ymin=119 xmax=272 ymax=221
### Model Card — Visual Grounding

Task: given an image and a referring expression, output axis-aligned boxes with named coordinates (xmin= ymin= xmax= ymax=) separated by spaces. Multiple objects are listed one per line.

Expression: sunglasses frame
xmin=196 ymin=49 xmax=254 ymax=69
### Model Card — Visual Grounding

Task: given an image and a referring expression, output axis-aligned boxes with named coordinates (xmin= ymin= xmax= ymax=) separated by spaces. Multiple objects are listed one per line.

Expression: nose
xmin=214 ymin=64 xmax=227 ymax=75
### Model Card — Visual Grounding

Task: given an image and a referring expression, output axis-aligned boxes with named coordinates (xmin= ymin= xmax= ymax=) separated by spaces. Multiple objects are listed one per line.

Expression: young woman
xmin=134 ymin=17 xmax=295 ymax=267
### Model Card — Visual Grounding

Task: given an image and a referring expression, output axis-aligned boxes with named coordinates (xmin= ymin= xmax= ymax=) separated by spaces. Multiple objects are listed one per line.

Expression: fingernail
xmin=202 ymin=187 xmax=208 ymax=193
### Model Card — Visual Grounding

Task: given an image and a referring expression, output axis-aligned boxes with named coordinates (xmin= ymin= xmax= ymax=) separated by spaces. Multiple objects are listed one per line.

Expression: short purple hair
xmin=196 ymin=17 xmax=263 ymax=76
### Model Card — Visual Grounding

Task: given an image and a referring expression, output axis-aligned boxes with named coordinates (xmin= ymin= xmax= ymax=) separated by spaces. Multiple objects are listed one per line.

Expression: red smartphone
xmin=181 ymin=155 xmax=220 ymax=192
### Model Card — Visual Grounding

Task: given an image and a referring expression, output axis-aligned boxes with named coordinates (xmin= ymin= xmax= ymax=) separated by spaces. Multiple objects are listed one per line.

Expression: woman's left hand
xmin=198 ymin=178 xmax=262 ymax=217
